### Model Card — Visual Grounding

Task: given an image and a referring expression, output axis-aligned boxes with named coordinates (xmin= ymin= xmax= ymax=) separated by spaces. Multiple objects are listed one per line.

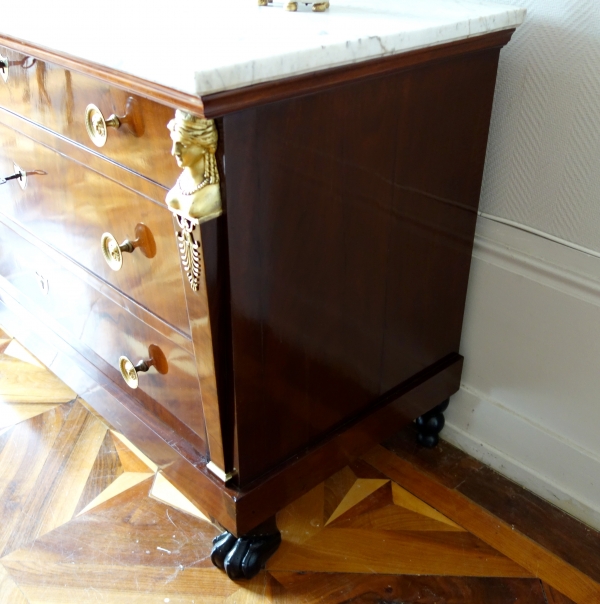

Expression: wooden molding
xmin=0 ymin=34 xmax=205 ymax=115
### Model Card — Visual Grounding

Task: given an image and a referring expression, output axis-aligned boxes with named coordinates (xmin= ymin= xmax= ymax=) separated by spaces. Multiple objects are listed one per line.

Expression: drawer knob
xmin=100 ymin=224 xmax=156 ymax=271
xmin=85 ymin=103 xmax=121 ymax=147
xmin=118 ymin=345 xmax=168 ymax=389
xmin=84 ymin=98 xmax=143 ymax=147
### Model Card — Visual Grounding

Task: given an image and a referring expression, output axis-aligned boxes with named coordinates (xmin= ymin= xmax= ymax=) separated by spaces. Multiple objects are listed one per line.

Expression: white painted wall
xmin=446 ymin=218 xmax=600 ymax=529
xmin=444 ymin=0 xmax=600 ymax=529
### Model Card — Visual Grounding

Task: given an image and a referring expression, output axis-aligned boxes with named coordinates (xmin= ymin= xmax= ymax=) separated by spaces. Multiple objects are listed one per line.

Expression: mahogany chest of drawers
xmin=0 ymin=23 xmax=516 ymax=579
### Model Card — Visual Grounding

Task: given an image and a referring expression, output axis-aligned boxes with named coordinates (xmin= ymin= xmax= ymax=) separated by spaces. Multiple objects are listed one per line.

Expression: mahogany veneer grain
xmin=0 ymin=42 xmax=182 ymax=187
xmin=0 ymin=28 xmax=519 ymax=546
xmin=0 ymin=221 xmax=207 ymax=450
xmin=221 ymin=44 xmax=500 ymax=484
xmin=0 ymin=121 xmax=190 ymax=335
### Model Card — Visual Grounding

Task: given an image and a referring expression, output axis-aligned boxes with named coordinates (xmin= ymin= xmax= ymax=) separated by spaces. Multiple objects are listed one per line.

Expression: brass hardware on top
xmin=100 ymin=223 xmax=156 ymax=271
xmin=257 ymin=0 xmax=330 ymax=11
xmin=84 ymin=97 xmax=144 ymax=147
xmin=118 ymin=344 xmax=168 ymax=389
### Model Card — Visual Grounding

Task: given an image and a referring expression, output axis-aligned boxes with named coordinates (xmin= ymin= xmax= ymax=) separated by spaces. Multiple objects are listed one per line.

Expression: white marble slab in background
xmin=0 ymin=0 xmax=525 ymax=97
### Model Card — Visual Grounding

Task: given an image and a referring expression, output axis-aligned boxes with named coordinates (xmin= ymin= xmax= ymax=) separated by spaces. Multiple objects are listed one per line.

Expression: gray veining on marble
xmin=0 ymin=0 xmax=525 ymax=97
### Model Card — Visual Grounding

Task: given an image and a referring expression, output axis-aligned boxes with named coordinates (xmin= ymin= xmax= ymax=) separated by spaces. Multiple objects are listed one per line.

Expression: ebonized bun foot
xmin=210 ymin=519 xmax=282 ymax=580
xmin=210 ymin=531 xmax=238 ymax=570
xmin=416 ymin=398 xmax=449 ymax=448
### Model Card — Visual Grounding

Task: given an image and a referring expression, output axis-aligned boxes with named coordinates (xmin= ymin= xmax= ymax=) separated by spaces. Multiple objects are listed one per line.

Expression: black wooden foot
xmin=223 ymin=532 xmax=282 ymax=580
xmin=210 ymin=517 xmax=281 ymax=580
xmin=210 ymin=531 xmax=238 ymax=570
xmin=415 ymin=398 xmax=449 ymax=448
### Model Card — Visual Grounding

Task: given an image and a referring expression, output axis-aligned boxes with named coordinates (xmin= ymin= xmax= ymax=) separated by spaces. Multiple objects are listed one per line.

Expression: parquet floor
xmin=0 ymin=327 xmax=598 ymax=603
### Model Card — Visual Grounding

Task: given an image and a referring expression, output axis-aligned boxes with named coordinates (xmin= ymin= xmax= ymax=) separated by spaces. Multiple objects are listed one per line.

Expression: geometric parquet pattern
xmin=0 ymin=327 xmax=593 ymax=603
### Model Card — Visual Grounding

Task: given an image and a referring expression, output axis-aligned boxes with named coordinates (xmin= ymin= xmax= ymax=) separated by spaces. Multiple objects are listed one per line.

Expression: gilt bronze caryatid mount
xmin=166 ymin=110 xmax=222 ymax=224
xmin=166 ymin=110 xmax=222 ymax=292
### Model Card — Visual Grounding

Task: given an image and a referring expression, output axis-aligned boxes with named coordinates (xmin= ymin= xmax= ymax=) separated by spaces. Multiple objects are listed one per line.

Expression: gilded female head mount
xmin=166 ymin=110 xmax=222 ymax=223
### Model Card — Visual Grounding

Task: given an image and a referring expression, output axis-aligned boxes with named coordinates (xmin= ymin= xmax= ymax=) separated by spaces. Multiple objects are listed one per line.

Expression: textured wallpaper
xmin=480 ymin=0 xmax=600 ymax=252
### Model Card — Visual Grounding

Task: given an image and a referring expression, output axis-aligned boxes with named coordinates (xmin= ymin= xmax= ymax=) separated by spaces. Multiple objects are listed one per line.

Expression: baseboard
xmin=444 ymin=386 xmax=600 ymax=531
xmin=446 ymin=216 xmax=600 ymax=531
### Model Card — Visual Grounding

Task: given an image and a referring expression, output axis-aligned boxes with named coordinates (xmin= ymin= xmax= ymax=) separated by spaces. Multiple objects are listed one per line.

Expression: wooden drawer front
xmin=0 ymin=45 xmax=179 ymax=188
xmin=0 ymin=219 xmax=207 ymax=449
xmin=0 ymin=122 xmax=190 ymax=336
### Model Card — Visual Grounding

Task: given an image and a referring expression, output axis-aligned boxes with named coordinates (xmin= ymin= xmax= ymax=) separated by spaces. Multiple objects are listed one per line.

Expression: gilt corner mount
xmin=166 ymin=110 xmax=222 ymax=224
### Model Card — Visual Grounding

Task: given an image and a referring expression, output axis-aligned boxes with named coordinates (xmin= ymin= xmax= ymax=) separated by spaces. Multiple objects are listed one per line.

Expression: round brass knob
xmin=118 ymin=345 xmax=168 ymax=389
xmin=100 ymin=224 xmax=156 ymax=271
xmin=118 ymin=356 xmax=144 ymax=389
xmin=85 ymin=103 xmax=121 ymax=147
xmin=100 ymin=232 xmax=132 ymax=271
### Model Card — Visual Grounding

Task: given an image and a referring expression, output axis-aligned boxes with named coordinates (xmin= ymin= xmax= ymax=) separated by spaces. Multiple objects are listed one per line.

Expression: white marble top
xmin=1 ymin=0 xmax=525 ymax=97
